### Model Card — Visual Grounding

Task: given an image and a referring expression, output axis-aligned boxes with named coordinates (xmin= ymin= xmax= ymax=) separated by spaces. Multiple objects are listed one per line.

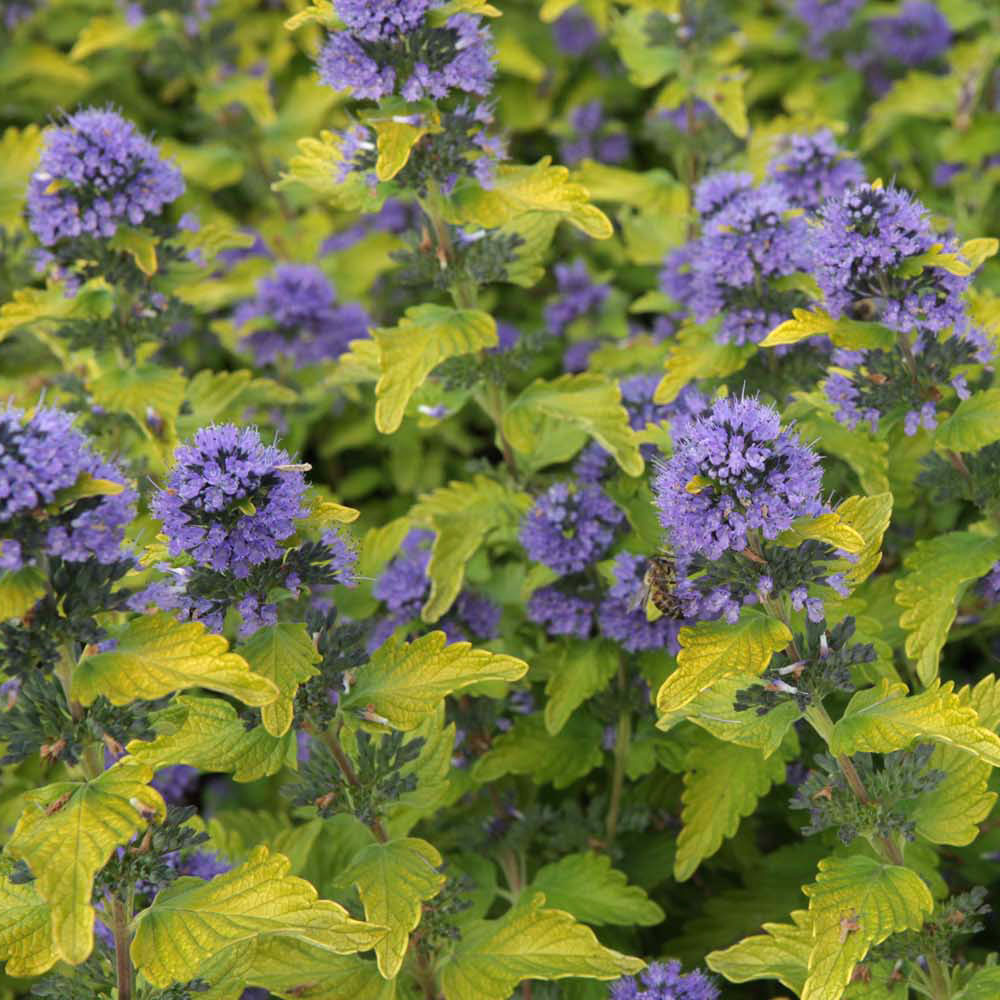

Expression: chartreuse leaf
xmin=127 ymin=695 xmax=297 ymax=782
xmin=0 ymin=125 xmax=43 ymax=230
xmin=957 ymin=966 xmax=1000 ymax=1000
xmin=369 ymin=114 xmax=437 ymax=181
xmin=529 ymin=853 xmax=664 ymax=927
xmin=774 ymin=511 xmax=865 ymax=554
xmin=960 ymin=237 xmax=1000 ymax=271
xmin=830 ymin=679 xmax=1000 ymax=764
xmin=0 ymin=566 xmax=45 ymax=620
xmin=654 ymin=320 xmax=755 ymax=404
xmin=0 ymin=856 xmax=57 ymax=977
xmin=503 ymin=373 xmax=644 ymax=476
xmin=439 ymin=891 xmax=642 ymax=1000
xmin=543 ymin=639 xmax=617 ymax=735
xmin=912 ymin=675 xmax=1000 ymax=846
xmin=6 ymin=760 xmax=165 ymax=964
xmin=244 ymin=938 xmax=393 ymax=1000
xmin=107 ymin=226 xmax=158 ymax=275
xmin=90 ymin=362 xmax=186 ymax=436
xmin=935 ymin=388 xmax=1000 ymax=451
xmin=801 ymin=855 xmax=932 ymax=1000
xmin=761 ymin=309 xmax=894 ymax=350
xmin=895 ymin=532 xmax=1000 ymax=684
xmin=656 ymin=610 xmax=792 ymax=718
xmin=339 ymin=837 xmax=445 ymax=978
xmin=73 ymin=612 xmax=279 ymax=708
xmin=675 ymin=732 xmax=790 ymax=882
xmin=0 ymin=279 xmax=113 ymax=345
xmin=275 ymin=131 xmax=385 ymax=213
xmin=707 ymin=909 xmax=813 ymax=994
xmin=132 ymin=845 xmax=385 ymax=987
xmin=444 ymin=157 xmax=613 ymax=239
xmin=834 ymin=493 xmax=893 ymax=586
xmin=695 ymin=71 xmax=748 ymax=137
xmin=340 ymin=631 xmax=527 ymax=731
xmin=239 ymin=624 xmax=321 ymax=738
xmin=409 ymin=476 xmax=530 ymax=623
xmin=374 ymin=304 xmax=497 ymax=433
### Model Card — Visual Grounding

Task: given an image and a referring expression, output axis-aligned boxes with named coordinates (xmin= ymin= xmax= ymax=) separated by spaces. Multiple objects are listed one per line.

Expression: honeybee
xmin=630 ymin=553 xmax=685 ymax=620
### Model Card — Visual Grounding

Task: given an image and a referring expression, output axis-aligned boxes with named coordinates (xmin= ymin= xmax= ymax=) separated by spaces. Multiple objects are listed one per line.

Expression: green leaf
xmin=0 ymin=279 xmax=113 ymax=345
xmin=439 ymin=892 xmax=642 ymax=1000
xmin=341 ymin=631 xmax=527 ymax=731
xmin=239 ymin=624 xmax=321 ymax=738
xmin=339 ymin=837 xmax=445 ymax=978
xmin=374 ymin=304 xmax=496 ymax=433
xmin=275 ymin=131 xmax=385 ymax=213
xmin=543 ymin=639 xmax=617 ymax=735
xmin=0 ymin=125 xmax=43 ymax=231
xmin=935 ymin=389 xmax=1000 ymax=452
xmin=7 ymin=760 xmax=165 ymax=964
xmin=912 ymin=676 xmax=1000 ymax=845
xmin=90 ymin=363 xmax=186 ymax=436
xmin=444 ymin=157 xmax=613 ymax=239
xmin=0 ymin=857 xmax=57 ymax=977
xmin=127 ymin=695 xmax=297 ymax=782
xmin=409 ymin=476 xmax=530 ymax=622
xmin=801 ymin=855 xmax=932 ymax=1000
xmin=655 ymin=611 xmax=792 ymax=717
xmin=503 ymin=373 xmax=644 ymax=476
xmin=611 ymin=8 xmax=680 ymax=87
xmin=107 ymin=227 xmax=158 ymax=276
xmin=834 ymin=494 xmax=894 ymax=587
xmin=529 ymin=853 xmax=664 ymax=927
xmin=895 ymin=532 xmax=1000 ymax=684
xmin=132 ymin=845 xmax=385 ymax=987
xmin=707 ymin=910 xmax=812 ymax=994
xmin=73 ymin=612 xmax=279 ymax=708
xmin=774 ymin=511 xmax=865 ymax=554
xmin=654 ymin=321 xmax=754 ymax=404
xmin=0 ymin=566 xmax=45 ymax=621
xmin=473 ymin=713 xmax=604 ymax=788
xmin=830 ymin=679 xmax=1000 ymax=764
xmin=695 ymin=71 xmax=748 ymax=137
xmin=675 ymin=732 xmax=789 ymax=881
xmin=370 ymin=116 xmax=435 ymax=181
xmin=956 ymin=966 xmax=1000 ymax=1000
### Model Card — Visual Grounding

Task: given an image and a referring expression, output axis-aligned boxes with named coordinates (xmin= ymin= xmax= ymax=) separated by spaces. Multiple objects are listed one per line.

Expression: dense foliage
xmin=2 ymin=1 xmax=1000 ymax=998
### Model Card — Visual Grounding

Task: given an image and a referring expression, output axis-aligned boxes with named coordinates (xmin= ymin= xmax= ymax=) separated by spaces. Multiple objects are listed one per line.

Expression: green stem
xmin=111 ymin=895 xmax=134 ymax=1000
xmin=926 ymin=957 xmax=951 ymax=1000
xmin=605 ymin=659 xmax=631 ymax=849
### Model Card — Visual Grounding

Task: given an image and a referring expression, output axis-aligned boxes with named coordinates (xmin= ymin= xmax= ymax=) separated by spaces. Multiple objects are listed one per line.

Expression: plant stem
xmin=927 ymin=956 xmax=952 ymax=1000
xmin=605 ymin=658 xmax=631 ymax=848
xmin=314 ymin=722 xmax=389 ymax=844
xmin=111 ymin=895 xmax=134 ymax=1000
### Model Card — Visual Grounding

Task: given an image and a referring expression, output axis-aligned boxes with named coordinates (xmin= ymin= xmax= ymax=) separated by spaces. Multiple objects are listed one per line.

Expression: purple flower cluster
xmin=766 ymin=129 xmax=865 ymax=211
xmin=0 ymin=405 xmax=135 ymax=571
xmin=653 ymin=395 xmax=823 ymax=560
xmin=3 ymin=1 xmax=42 ymax=29
xmin=520 ymin=482 xmax=624 ymax=574
xmin=318 ymin=1 xmax=495 ymax=103
xmin=545 ymin=261 xmax=610 ymax=336
xmin=609 ymin=960 xmax=720 ymax=1000
xmin=526 ymin=585 xmax=596 ymax=639
xmin=27 ymin=107 xmax=183 ymax=247
xmin=370 ymin=529 xmax=501 ymax=649
xmin=560 ymin=101 xmax=630 ymax=167
xmin=811 ymin=183 xmax=970 ymax=333
xmin=793 ymin=0 xmax=864 ymax=53
xmin=152 ymin=424 xmax=308 ymax=577
xmin=598 ymin=553 xmax=679 ymax=651
xmin=871 ymin=1 xmax=950 ymax=67
xmin=236 ymin=264 xmax=370 ymax=368
xmin=551 ymin=6 xmax=600 ymax=55
xmin=151 ymin=765 xmax=199 ymax=804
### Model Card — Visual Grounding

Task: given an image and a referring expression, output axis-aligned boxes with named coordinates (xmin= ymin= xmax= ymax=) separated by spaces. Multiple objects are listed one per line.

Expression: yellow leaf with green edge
xmin=543 ymin=639 xmax=617 ymax=735
xmin=935 ymin=389 xmax=1000 ymax=452
xmin=310 ymin=499 xmax=361 ymax=526
xmin=371 ymin=117 xmax=434 ymax=181
xmin=835 ymin=493 xmax=893 ymax=586
xmin=7 ymin=760 xmax=165 ymax=964
xmin=341 ymin=631 xmax=527 ymax=730
xmin=50 ymin=472 xmax=126 ymax=509
xmin=895 ymin=532 xmax=1000 ymax=685
xmin=912 ymin=682 xmax=997 ymax=844
xmin=444 ymin=157 xmax=613 ymax=239
xmin=440 ymin=891 xmax=642 ymax=1000
xmin=675 ymin=732 xmax=789 ymax=882
xmin=656 ymin=611 xmax=792 ymax=717
xmin=73 ymin=613 xmax=279 ymax=708
xmin=707 ymin=910 xmax=812 ymax=994
xmin=275 ymin=132 xmax=385 ymax=213
xmin=761 ymin=309 xmax=896 ymax=349
xmin=830 ymin=679 xmax=1000 ymax=764
xmin=774 ymin=511 xmax=865 ymax=554
xmin=500 ymin=210 xmax=560 ymax=287
xmin=127 ymin=695 xmax=297 ymax=782
xmin=960 ymin=237 xmax=999 ymax=271
xmin=0 ymin=125 xmax=43 ymax=231
xmin=339 ymin=837 xmax=445 ymax=978
xmin=0 ymin=566 xmax=45 ymax=620
xmin=131 ymin=846 xmax=386 ymax=987
xmin=90 ymin=363 xmax=186 ymax=435
xmin=374 ymin=304 xmax=497 ymax=433
xmin=801 ymin=855 xmax=932 ymax=1000
xmin=244 ymin=938 xmax=393 ymax=999
xmin=107 ymin=227 xmax=158 ymax=276
xmin=654 ymin=320 xmax=754 ymax=404
xmin=0 ymin=856 xmax=57 ymax=977
xmin=0 ymin=279 xmax=113 ymax=343
xmin=695 ymin=72 xmax=748 ymax=137
xmin=503 ymin=373 xmax=644 ymax=476
xmin=283 ymin=1 xmax=336 ymax=30
xmin=430 ymin=0 xmax=501 ymax=20
xmin=409 ymin=476 xmax=530 ymax=622
xmin=656 ymin=673 xmax=802 ymax=758
xmin=239 ymin=624 xmax=321 ymax=738
xmin=529 ymin=853 xmax=664 ymax=927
